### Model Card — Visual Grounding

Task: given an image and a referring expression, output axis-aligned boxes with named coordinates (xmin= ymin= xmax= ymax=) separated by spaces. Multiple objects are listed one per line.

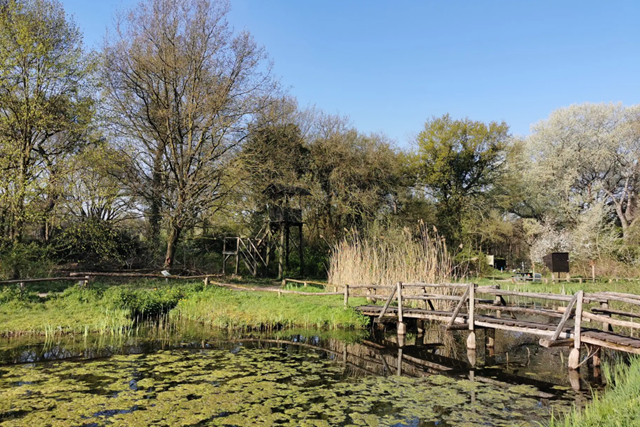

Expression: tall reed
xmin=328 ymin=222 xmax=457 ymax=288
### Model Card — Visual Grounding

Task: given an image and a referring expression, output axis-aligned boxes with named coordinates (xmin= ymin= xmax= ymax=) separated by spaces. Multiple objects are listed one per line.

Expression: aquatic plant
xmin=549 ymin=357 xmax=640 ymax=427
xmin=0 ymin=346 xmax=571 ymax=426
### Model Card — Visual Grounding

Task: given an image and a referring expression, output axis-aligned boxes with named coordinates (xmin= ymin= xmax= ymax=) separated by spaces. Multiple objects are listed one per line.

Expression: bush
xmin=101 ymin=283 xmax=203 ymax=318
xmin=52 ymin=218 xmax=145 ymax=268
xmin=0 ymin=242 xmax=54 ymax=280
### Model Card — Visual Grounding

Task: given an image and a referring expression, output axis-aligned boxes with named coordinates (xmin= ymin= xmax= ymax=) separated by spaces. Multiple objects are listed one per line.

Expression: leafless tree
xmin=102 ymin=0 xmax=277 ymax=267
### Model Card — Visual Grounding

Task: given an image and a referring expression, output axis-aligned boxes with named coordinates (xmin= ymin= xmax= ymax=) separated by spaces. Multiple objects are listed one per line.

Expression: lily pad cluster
xmin=0 ymin=346 xmax=571 ymax=426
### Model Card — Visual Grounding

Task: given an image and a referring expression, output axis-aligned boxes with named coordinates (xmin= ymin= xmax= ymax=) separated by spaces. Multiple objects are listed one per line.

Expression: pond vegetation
xmin=0 ymin=327 xmax=579 ymax=427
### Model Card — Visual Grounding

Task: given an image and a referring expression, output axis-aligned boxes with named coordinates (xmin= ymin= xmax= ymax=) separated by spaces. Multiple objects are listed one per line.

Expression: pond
xmin=0 ymin=324 xmax=597 ymax=426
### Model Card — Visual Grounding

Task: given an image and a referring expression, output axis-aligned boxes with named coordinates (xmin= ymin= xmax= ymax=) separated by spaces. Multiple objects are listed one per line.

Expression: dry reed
xmin=328 ymin=222 xmax=457 ymax=288
xmin=328 ymin=223 xmax=463 ymax=314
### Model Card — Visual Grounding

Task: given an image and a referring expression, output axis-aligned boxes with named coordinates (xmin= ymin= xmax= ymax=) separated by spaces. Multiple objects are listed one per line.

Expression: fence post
xmin=467 ymin=283 xmax=476 ymax=350
xmin=397 ymin=282 xmax=406 ymax=335
xmin=235 ymin=237 xmax=240 ymax=275
xmin=343 ymin=284 xmax=350 ymax=308
xmin=204 ymin=276 xmax=210 ymax=287
xmin=601 ymin=300 xmax=613 ymax=331
xmin=568 ymin=290 xmax=584 ymax=370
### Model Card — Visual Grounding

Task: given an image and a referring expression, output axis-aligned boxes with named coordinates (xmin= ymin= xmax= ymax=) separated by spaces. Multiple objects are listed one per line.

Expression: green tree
xmin=415 ymin=114 xmax=509 ymax=243
xmin=0 ymin=0 xmax=94 ymax=244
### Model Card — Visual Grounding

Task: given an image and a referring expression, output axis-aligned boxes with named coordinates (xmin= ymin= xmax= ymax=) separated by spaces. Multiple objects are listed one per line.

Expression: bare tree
xmin=102 ymin=0 xmax=277 ymax=267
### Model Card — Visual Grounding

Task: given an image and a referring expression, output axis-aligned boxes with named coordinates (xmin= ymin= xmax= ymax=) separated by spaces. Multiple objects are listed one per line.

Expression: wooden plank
xmin=0 ymin=277 xmax=76 ymax=285
xmin=348 ymin=285 xmax=395 ymax=289
xmin=550 ymin=293 xmax=578 ymax=342
xmin=402 ymin=282 xmax=471 ymax=288
xmin=403 ymin=295 xmax=493 ymax=303
xmin=586 ymin=293 xmax=640 ymax=307
xmin=283 ymin=278 xmax=329 ymax=287
xmin=475 ymin=304 xmax=564 ymax=318
xmin=479 ymin=289 xmax=606 ymax=303
xmin=474 ymin=321 xmax=573 ymax=338
xmin=539 ymin=338 xmax=574 ymax=348
xmin=582 ymin=311 xmax=640 ymax=330
xmin=403 ymin=295 xmax=462 ymax=301
xmin=69 ymin=272 xmax=220 ymax=280
xmin=478 ymin=289 xmax=575 ymax=302
xmin=592 ymin=308 xmax=640 ymax=319
xmin=448 ymin=285 xmax=470 ymax=327
xmin=212 ymin=282 xmax=343 ymax=296
xmin=378 ymin=286 xmax=397 ymax=320
xmin=581 ymin=335 xmax=640 ymax=355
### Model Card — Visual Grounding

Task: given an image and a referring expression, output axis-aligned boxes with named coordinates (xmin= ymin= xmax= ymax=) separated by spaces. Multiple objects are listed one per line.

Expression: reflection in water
xmin=0 ymin=322 xmax=599 ymax=426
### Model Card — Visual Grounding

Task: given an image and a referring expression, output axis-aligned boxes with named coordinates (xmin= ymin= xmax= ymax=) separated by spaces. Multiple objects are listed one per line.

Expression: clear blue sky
xmin=61 ymin=0 xmax=640 ymax=147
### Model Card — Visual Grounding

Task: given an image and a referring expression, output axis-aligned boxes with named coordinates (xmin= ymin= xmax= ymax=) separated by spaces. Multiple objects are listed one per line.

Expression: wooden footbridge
xmin=351 ymin=282 xmax=640 ymax=369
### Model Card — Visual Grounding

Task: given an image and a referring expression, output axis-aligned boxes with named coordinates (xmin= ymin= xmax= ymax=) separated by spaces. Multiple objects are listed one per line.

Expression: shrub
xmin=0 ymin=242 xmax=53 ymax=280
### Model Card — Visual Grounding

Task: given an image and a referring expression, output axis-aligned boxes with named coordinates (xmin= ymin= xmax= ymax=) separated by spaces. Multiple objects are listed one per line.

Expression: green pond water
xmin=0 ymin=327 xmax=590 ymax=427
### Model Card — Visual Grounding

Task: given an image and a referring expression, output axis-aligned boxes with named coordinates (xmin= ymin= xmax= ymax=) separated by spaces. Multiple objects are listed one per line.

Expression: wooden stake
xmin=343 ymin=284 xmax=349 ymax=308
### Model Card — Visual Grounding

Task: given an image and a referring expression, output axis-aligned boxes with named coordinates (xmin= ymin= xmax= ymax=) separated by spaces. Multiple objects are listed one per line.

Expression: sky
xmin=60 ymin=0 xmax=640 ymax=147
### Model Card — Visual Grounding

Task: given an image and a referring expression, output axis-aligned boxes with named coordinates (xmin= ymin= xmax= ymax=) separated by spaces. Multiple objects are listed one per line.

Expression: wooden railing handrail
xmin=477 ymin=288 xmax=606 ymax=303
xmin=0 ymin=277 xmax=79 ymax=285
xmin=68 ymin=272 xmax=220 ymax=280
xmin=282 ymin=278 xmax=329 ymax=287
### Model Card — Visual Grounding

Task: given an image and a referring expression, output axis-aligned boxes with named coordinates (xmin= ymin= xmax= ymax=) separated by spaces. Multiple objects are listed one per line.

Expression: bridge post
xmin=592 ymin=347 xmax=602 ymax=379
xmin=568 ymin=290 xmax=584 ymax=370
xmin=397 ymin=282 xmax=406 ymax=336
xmin=466 ymin=283 xmax=476 ymax=350
xmin=485 ymin=328 xmax=495 ymax=354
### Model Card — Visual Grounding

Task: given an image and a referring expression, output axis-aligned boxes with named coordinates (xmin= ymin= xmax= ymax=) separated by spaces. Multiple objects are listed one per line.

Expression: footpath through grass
xmin=0 ymin=279 xmax=369 ymax=336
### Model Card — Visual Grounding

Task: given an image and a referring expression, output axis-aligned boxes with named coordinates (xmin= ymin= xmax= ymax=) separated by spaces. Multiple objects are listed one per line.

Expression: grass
xmin=171 ymin=286 xmax=369 ymax=330
xmin=550 ymin=357 xmax=640 ymax=427
xmin=0 ymin=278 xmax=369 ymax=336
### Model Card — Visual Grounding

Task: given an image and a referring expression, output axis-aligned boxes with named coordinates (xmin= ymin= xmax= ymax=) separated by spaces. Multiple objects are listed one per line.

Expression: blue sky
xmin=61 ymin=0 xmax=640 ymax=147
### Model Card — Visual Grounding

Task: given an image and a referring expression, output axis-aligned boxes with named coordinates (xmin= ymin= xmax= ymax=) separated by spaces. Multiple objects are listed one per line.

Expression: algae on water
xmin=0 ymin=346 xmax=571 ymax=426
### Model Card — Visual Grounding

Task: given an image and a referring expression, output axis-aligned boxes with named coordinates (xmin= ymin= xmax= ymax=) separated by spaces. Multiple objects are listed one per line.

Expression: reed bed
xmin=328 ymin=223 xmax=460 ymax=308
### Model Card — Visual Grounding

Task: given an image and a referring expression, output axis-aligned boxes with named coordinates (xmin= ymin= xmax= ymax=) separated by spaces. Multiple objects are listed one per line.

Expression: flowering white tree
xmin=523 ymin=103 xmax=640 ymax=241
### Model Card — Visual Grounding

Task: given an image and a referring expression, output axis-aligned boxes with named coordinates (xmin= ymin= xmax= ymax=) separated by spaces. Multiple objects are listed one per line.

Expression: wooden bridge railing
xmin=353 ymin=282 xmax=640 ymax=369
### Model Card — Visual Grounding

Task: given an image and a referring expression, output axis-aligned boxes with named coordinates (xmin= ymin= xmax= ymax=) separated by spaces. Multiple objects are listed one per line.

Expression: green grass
xmin=171 ymin=286 xmax=369 ymax=330
xmin=0 ymin=278 xmax=369 ymax=336
xmin=550 ymin=357 xmax=640 ymax=427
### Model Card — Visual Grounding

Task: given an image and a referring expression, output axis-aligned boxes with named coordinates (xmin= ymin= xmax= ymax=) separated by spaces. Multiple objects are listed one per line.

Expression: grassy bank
xmin=172 ymin=286 xmax=368 ymax=330
xmin=0 ymin=280 xmax=369 ymax=336
xmin=476 ymin=274 xmax=640 ymax=295
xmin=550 ymin=357 xmax=640 ymax=427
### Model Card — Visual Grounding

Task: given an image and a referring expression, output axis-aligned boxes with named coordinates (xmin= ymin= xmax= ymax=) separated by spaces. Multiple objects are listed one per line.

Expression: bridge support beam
xmin=467 ymin=332 xmax=476 ymax=350
xmin=397 ymin=322 xmax=406 ymax=335
xmin=568 ymin=290 xmax=584 ymax=370
xmin=467 ymin=283 xmax=476 ymax=350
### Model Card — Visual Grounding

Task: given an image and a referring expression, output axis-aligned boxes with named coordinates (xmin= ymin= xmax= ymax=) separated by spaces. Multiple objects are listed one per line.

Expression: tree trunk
xmin=164 ymin=225 xmax=182 ymax=269
xmin=148 ymin=146 xmax=165 ymax=245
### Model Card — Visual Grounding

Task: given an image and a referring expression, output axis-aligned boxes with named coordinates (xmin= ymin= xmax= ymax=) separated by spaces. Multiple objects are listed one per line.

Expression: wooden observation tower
xmin=223 ymin=184 xmax=310 ymax=279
